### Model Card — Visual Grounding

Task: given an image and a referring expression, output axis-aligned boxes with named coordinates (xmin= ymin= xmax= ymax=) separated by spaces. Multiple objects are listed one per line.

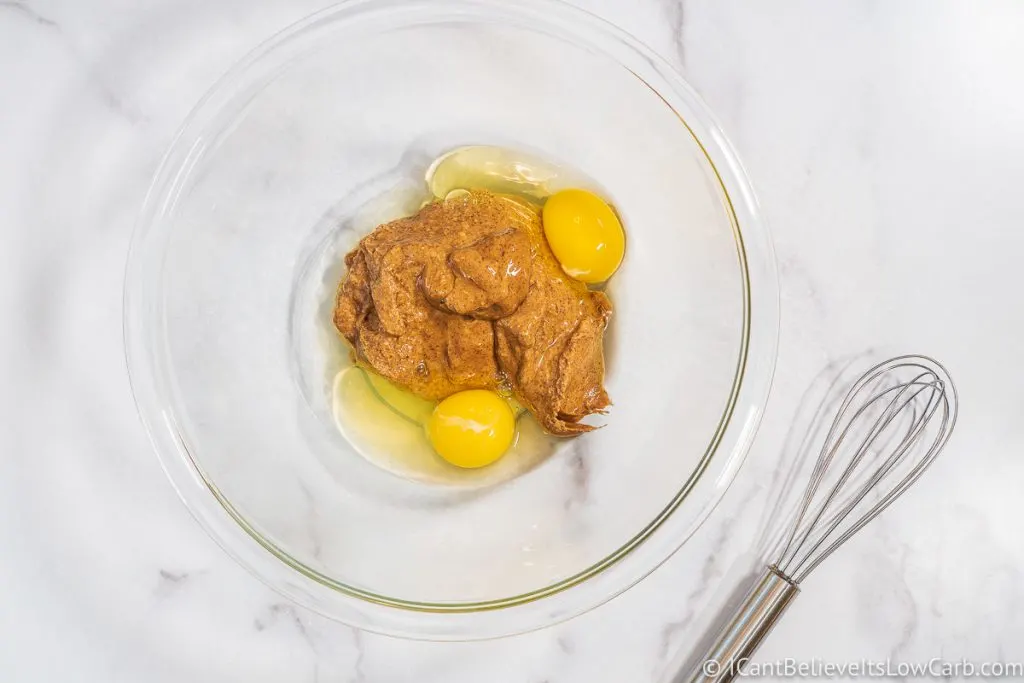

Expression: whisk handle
xmin=682 ymin=566 xmax=800 ymax=683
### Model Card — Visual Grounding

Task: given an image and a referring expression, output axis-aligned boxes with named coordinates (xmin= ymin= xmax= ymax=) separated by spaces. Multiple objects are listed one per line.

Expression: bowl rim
xmin=123 ymin=0 xmax=779 ymax=640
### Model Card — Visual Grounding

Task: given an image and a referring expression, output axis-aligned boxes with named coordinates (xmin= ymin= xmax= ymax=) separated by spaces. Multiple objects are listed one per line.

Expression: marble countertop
xmin=2 ymin=1 xmax=1022 ymax=680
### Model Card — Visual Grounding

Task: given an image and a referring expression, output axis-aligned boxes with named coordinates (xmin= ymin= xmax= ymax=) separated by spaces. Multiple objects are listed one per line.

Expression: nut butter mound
xmin=334 ymin=190 xmax=611 ymax=436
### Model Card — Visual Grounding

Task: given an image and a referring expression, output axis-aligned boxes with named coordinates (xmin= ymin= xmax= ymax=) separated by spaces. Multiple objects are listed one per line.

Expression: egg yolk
xmin=427 ymin=390 xmax=516 ymax=468
xmin=542 ymin=189 xmax=625 ymax=284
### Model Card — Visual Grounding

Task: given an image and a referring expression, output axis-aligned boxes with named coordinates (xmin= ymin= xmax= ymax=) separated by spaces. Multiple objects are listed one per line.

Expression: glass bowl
xmin=124 ymin=0 xmax=778 ymax=640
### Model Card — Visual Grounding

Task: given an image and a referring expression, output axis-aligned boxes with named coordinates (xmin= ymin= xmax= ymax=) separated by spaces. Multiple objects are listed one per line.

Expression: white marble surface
xmin=2 ymin=0 xmax=1023 ymax=680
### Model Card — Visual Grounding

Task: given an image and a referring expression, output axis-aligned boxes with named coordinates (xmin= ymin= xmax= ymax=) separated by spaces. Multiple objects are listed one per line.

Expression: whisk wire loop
xmin=773 ymin=357 xmax=956 ymax=583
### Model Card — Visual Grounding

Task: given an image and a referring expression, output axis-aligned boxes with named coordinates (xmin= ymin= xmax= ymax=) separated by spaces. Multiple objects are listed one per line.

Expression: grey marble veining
xmin=2 ymin=0 xmax=1023 ymax=681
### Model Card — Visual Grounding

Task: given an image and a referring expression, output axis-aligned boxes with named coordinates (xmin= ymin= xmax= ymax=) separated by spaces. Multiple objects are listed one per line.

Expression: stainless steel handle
xmin=682 ymin=566 xmax=800 ymax=683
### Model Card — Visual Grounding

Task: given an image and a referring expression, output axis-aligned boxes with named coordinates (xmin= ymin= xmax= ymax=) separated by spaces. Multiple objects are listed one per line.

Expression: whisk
xmin=682 ymin=355 xmax=958 ymax=683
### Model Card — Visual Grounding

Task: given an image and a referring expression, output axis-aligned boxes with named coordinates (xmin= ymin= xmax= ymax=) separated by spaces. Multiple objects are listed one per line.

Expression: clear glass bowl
xmin=124 ymin=0 xmax=778 ymax=640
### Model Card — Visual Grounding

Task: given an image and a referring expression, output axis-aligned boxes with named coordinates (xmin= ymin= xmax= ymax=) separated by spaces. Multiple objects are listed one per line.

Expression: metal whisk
xmin=684 ymin=355 xmax=958 ymax=683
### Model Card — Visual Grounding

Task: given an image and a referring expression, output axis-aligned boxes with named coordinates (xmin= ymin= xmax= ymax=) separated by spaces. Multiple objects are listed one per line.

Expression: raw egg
xmin=427 ymin=390 xmax=516 ymax=468
xmin=542 ymin=189 xmax=625 ymax=284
